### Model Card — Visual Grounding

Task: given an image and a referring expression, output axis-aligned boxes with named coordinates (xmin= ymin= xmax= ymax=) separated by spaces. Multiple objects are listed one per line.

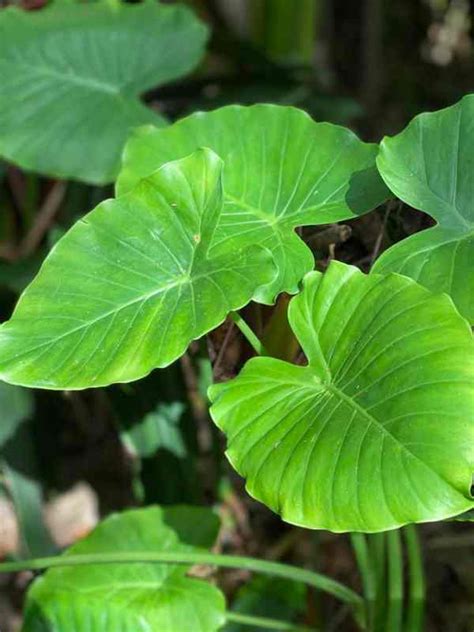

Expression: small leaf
xmin=374 ymin=95 xmax=474 ymax=323
xmin=121 ymin=402 xmax=187 ymax=459
xmin=0 ymin=382 xmax=33 ymax=448
xmin=1 ymin=421 xmax=56 ymax=557
xmin=0 ymin=2 xmax=208 ymax=183
xmin=210 ymin=261 xmax=474 ymax=532
xmin=22 ymin=506 xmax=226 ymax=632
xmin=0 ymin=149 xmax=274 ymax=389
xmin=117 ymin=104 xmax=389 ymax=300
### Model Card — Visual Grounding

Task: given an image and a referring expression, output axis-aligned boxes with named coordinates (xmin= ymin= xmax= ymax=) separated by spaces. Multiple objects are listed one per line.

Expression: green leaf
xmin=373 ymin=227 xmax=473 ymax=323
xmin=117 ymin=104 xmax=389 ymax=300
xmin=1 ymin=420 xmax=57 ymax=558
xmin=453 ymin=509 xmax=474 ymax=522
xmin=374 ymin=95 xmax=474 ymax=323
xmin=209 ymin=261 xmax=474 ymax=532
xmin=121 ymin=402 xmax=187 ymax=459
xmin=22 ymin=506 xmax=225 ymax=632
xmin=0 ymin=382 xmax=33 ymax=448
xmin=109 ymin=368 xmax=199 ymax=504
xmin=0 ymin=1 xmax=208 ymax=184
xmin=223 ymin=576 xmax=305 ymax=632
xmin=160 ymin=504 xmax=221 ymax=548
xmin=0 ymin=149 xmax=274 ymax=389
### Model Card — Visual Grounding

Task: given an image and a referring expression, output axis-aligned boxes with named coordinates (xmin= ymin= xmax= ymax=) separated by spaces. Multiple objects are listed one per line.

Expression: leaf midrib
xmin=224 ymin=195 xmax=277 ymax=224
xmin=0 ymin=274 xmax=190 ymax=367
xmin=224 ymin=193 xmax=344 ymax=228
xmin=0 ymin=248 xmax=258 ymax=371
xmin=250 ymin=366 xmax=465 ymax=494
xmin=320 ymin=377 xmax=465 ymax=495
xmin=3 ymin=59 xmax=123 ymax=97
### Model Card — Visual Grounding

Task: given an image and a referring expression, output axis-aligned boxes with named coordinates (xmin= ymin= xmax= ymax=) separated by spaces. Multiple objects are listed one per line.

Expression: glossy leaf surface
xmin=0 ymin=2 xmax=208 ymax=183
xmin=210 ymin=261 xmax=474 ymax=532
xmin=118 ymin=104 xmax=389 ymax=300
xmin=0 ymin=382 xmax=33 ymax=447
xmin=0 ymin=149 xmax=274 ymax=389
xmin=22 ymin=506 xmax=225 ymax=632
xmin=374 ymin=95 xmax=474 ymax=323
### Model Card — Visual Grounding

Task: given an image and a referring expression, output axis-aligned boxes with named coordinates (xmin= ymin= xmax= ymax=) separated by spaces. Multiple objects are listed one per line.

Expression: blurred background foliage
xmin=0 ymin=1 xmax=473 ymax=630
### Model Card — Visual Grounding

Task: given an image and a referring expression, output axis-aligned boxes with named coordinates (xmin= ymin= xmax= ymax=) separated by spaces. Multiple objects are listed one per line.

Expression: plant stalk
xmin=369 ymin=532 xmax=387 ymax=631
xmin=226 ymin=610 xmax=316 ymax=631
xmin=230 ymin=311 xmax=268 ymax=356
xmin=249 ymin=0 xmax=319 ymax=66
xmin=350 ymin=533 xmax=376 ymax=630
xmin=386 ymin=529 xmax=403 ymax=632
xmin=404 ymin=525 xmax=425 ymax=632
xmin=0 ymin=550 xmax=363 ymax=618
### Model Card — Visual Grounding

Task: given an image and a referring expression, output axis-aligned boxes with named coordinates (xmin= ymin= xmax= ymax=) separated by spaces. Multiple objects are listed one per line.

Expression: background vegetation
xmin=0 ymin=0 xmax=473 ymax=630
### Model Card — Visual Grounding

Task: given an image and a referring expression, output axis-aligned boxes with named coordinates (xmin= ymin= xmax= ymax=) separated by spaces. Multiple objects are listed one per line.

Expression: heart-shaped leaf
xmin=22 ymin=505 xmax=226 ymax=632
xmin=117 ymin=104 xmax=389 ymax=301
xmin=374 ymin=95 xmax=474 ymax=323
xmin=0 ymin=382 xmax=33 ymax=448
xmin=0 ymin=149 xmax=274 ymax=389
xmin=210 ymin=261 xmax=474 ymax=532
xmin=0 ymin=1 xmax=208 ymax=183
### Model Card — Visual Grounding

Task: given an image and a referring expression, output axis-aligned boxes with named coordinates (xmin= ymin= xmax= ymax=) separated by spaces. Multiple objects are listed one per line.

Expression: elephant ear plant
xmin=373 ymin=94 xmax=474 ymax=323
xmin=0 ymin=1 xmax=208 ymax=183
xmin=0 ymin=98 xmax=473 ymax=631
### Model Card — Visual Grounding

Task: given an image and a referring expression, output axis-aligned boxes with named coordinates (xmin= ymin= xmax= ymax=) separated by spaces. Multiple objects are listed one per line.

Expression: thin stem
xmin=226 ymin=611 xmax=316 ymax=631
xmin=0 ymin=551 xmax=363 ymax=615
xmin=23 ymin=173 xmax=39 ymax=230
xmin=386 ymin=530 xmax=403 ymax=632
xmin=260 ymin=294 xmax=300 ymax=362
xmin=230 ymin=311 xmax=268 ymax=356
xmin=350 ymin=533 xmax=376 ymax=630
xmin=370 ymin=199 xmax=397 ymax=266
xmin=404 ymin=525 xmax=425 ymax=632
xmin=212 ymin=319 xmax=235 ymax=377
xmin=312 ymin=531 xmax=323 ymax=629
xmin=19 ymin=181 xmax=67 ymax=258
xmin=369 ymin=532 xmax=386 ymax=631
xmin=249 ymin=0 xmax=319 ymax=65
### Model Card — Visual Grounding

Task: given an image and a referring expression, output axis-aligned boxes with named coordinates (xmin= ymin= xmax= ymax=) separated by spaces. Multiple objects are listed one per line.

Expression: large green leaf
xmin=374 ymin=95 xmax=474 ymax=323
xmin=117 ymin=104 xmax=389 ymax=300
xmin=22 ymin=505 xmax=226 ymax=632
xmin=0 ymin=149 xmax=274 ymax=389
xmin=0 ymin=1 xmax=208 ymax=184
xmin=209 ymin=261 xmax=474 ymax=532
xmin=0 ymin=382 xmax=33 ymax=448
